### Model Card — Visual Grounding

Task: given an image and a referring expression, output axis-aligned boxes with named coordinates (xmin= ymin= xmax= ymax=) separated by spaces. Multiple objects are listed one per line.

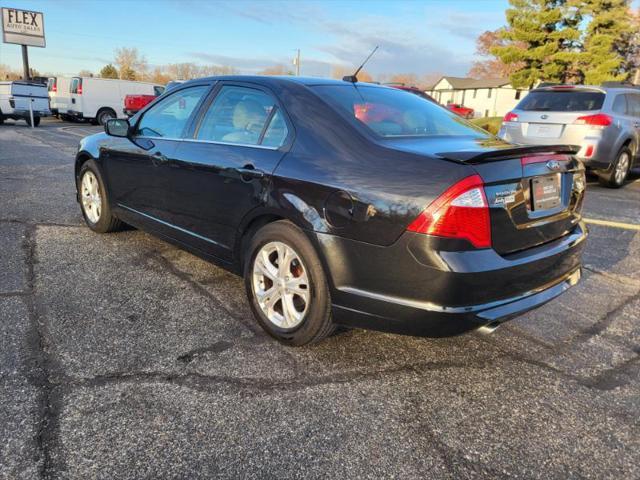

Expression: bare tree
xmin=0 ymin=64 xmax=21 ymax=80
xmin=114 ymin=47 xmax=147 ymax=80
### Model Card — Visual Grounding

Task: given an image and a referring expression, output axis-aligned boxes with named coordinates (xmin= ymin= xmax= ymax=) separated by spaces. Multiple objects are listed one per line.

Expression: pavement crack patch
xmin=582 ymin=353 xmax=640 ymax=391
xmin=21 ymin=224 xmax=68 ymax=479
xmin=177 ymin=340 xmax=233 ymax=363
xmin=147 ymin=249 xmax=262 ymax=336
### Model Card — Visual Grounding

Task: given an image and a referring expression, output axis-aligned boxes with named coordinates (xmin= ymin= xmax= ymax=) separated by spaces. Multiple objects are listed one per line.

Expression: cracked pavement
xmin=1 ymin=118 xmax=639 ymax=479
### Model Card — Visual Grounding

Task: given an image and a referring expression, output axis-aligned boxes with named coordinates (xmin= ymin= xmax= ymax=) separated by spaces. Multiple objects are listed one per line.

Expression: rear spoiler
xmin=436 ymin=144 xmax=580 ymax=164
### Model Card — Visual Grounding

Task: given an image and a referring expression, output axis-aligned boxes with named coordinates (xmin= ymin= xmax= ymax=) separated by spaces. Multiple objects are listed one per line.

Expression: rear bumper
xmin=10 ymin=109 xmax=50 ymax=117
xmin=498 ymin=123 xmax=614 ymax=170
xmin=317 ymin=221 xmax=587 ymax=337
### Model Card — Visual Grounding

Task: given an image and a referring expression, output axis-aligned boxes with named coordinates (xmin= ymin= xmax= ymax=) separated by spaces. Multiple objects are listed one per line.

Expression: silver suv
xmin=498 ymin=84 xmax=639 ymax=187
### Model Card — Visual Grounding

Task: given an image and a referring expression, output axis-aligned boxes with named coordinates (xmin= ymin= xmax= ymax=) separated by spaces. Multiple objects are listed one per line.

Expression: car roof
xmin=533 ymin=84 xmax=640 ymax=94
xmin=179 ymin=75 xmax=390 ymax=89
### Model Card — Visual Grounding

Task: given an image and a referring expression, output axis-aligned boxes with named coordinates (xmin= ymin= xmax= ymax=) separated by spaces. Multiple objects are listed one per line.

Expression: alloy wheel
xmin=615 ymin=151 xmax=630 ymax=185
xmin=81 ymin=171 xmax=102 ymax=223
xmin=252 ymin=241 xmax=310 ymax=329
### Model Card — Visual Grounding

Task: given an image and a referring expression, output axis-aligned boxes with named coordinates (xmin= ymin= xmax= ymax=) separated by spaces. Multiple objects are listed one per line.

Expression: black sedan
xmin=74 ymin=76 xmax=587 ymax=345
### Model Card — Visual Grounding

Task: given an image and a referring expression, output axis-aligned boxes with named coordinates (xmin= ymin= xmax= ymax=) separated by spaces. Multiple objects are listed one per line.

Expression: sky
xmin=0 ymin=0 xmax=514 ymax=78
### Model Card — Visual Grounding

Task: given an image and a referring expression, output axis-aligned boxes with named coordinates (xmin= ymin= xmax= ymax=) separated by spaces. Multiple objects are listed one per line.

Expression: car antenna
xmin=343 ymin=46 xmax=379 ymax=83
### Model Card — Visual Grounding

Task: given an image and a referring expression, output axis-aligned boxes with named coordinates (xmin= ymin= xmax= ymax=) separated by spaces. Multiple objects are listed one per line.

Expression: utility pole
xmin=294 ymin=49 xmax=300 ymax=76
xmin=21 ymin=45 xmax=30 ymax=81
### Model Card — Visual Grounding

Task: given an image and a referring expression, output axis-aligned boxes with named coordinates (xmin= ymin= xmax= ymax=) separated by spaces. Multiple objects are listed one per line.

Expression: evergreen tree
xmin=576 ymin=0 xmax=635 ymax=84
xmin=491 ymin=0 xmax=581 ymax=88
xmin=99 ymin=64 xmax=118 ymax=79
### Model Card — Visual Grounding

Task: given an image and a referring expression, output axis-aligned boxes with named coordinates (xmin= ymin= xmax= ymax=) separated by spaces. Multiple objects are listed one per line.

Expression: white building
xmin=425 ymin=76 xmax=530 ymax=118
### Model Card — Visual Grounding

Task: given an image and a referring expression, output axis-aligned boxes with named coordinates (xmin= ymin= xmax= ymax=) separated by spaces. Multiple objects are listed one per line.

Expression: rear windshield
xmin=312 ymin=85 xmax=489 ymax=138
xmin=518 ymin=90 xmax=605 ymax=112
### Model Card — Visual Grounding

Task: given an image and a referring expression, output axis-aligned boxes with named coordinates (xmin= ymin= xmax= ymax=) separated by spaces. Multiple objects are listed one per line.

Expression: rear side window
xmin=612 ymin=95 xmax=627 ymax=114
xmin=196 ymin=85 xmax=287 ymax=147
xmin=517 ymin=90 xmax=605 ymax=112
xmin=70 ymin=78 xmax=81 ymax=94
xmin=625 ymin=94 xmax=640 ymax=117
xmin=137 ymin=85 xmax=208 ymax=138
xmin=313 ymin=85 xmax=489 ymax=138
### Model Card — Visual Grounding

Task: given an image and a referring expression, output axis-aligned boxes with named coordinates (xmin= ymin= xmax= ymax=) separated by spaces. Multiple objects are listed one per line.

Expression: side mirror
xmin=105 ymin=118 xmax=130 ymax=138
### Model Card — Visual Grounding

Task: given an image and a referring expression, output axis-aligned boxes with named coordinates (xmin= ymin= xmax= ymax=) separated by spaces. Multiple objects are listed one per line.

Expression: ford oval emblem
xmin=541 ymin=114 xmax=548 ymax=119
xmin=546 ymin=160 xmax=561 ymax=171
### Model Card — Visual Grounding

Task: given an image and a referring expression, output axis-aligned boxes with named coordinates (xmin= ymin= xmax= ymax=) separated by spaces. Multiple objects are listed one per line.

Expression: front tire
xmin=77 ymin=160 xmax=124 ymax=233
xmin=599 ymin=147 xmax=631 ymax=188
xmin=244 ymin=220 xmax=334 ymax=346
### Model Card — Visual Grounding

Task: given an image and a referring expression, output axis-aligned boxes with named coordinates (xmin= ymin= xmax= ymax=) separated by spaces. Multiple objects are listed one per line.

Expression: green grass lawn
xmin=470 ymin=116 xmax=503 ymax=135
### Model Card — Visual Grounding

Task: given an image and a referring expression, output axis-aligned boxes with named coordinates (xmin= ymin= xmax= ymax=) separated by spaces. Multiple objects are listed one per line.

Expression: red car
xmin=446 ymin=103 xmax=475 ymax=119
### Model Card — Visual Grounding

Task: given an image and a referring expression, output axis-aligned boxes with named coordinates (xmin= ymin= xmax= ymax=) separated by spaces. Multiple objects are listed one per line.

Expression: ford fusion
xmin=74 ymin=76 xmax=587 ymax=346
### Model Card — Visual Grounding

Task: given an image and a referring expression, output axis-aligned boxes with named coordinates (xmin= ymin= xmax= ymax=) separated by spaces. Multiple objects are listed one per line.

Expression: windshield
xmin=518 ymin=90 xmax=605 ymax=112
xmin=312 ymin=85 xmax=489 ymax=138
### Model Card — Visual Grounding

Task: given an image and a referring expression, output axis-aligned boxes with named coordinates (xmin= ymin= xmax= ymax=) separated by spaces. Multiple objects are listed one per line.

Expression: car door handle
xmin=236 ymin=167 xmax=265 ymax=179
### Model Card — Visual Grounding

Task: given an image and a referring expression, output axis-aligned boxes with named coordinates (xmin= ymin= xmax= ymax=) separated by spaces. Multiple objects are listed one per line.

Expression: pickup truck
xmin=0 ymin=81 xmax=51 ymax=127
xmin=123 ymin=94 xmax=157 ymax=117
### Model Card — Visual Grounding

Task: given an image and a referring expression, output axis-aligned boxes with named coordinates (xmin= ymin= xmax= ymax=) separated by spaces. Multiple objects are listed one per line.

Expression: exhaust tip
xmin=477 ymin=321 xmax=501 ymax=335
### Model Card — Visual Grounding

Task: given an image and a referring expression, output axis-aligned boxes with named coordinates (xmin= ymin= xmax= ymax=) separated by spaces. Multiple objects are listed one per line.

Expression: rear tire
xmin=96 ymin=108 xmax=116 ymax=126
xmin=599 ymin=146 xmax=631 ymax=188
xmin=25 ymin=116 xmax=40 ymax=127
xmin=77 ymin=159 xmax=124 ymax=233
xmin=244 ymin=220 xmax=334 ymax=346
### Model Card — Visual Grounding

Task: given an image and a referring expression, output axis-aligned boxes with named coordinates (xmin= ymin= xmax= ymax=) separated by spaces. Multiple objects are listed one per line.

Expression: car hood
xmin=383 ymin=135 xmax=579 ymax=164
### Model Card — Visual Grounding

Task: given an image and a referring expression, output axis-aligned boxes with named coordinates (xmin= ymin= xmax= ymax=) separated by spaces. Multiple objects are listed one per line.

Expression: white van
xmin=47 ymin=77 xmax=73 ymax=120
xmin=0 ymin=81 xmax=51 ymax=127
xmin=68 ymin=77 xmax=164 ymax=125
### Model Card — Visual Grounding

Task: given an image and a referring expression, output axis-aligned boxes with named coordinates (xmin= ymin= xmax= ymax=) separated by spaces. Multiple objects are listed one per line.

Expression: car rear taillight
xmin=52 ymin=82 xmax=57 ymax=93
xmin=503 ymin=111 xmax=518 ymax=122
xmin=77 ymin=79 xmax=83 ymax=95
xmin=574 ymin=113 xmax=611 ymax=127
xmin=406 ymin=174 xmax=491 ymax=249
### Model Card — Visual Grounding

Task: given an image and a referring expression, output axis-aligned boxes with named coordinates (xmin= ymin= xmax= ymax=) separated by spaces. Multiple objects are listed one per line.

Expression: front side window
xmin=312 ymin=85 xmax=490 ymax=138
xmin=137 ymin=85 xmax=208 ymax=138
xmin=196 ymin=85 xmax=287 ymax=146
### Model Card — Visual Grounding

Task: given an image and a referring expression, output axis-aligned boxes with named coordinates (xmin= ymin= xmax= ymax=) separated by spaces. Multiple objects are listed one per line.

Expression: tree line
xmin=469 ymin=0 xmax=639 ymax=87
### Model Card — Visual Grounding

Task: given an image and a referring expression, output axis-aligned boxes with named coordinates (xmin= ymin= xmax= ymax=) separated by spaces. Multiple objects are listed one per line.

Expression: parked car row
xmin=48 ymin=76 xmax=164 ymax=126
xmin=499 ymin=83 xmax=639 ymax=188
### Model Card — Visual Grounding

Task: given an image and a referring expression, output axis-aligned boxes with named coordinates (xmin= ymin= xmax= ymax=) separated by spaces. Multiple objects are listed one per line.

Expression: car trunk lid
xmin=385 ymin=137 xmax=585 ymax=255
xmin=473 ymin=153 xmax=584 ymax=255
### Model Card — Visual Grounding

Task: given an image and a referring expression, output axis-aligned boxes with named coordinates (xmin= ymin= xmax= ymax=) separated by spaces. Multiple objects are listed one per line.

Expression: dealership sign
xmin=2 ymin=7 xmax=45 ymax=47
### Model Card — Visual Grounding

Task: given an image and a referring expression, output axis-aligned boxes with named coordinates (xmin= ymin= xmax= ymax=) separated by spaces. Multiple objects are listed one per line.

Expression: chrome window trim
xmin=135 ymin=135 xmax=280 ymax=151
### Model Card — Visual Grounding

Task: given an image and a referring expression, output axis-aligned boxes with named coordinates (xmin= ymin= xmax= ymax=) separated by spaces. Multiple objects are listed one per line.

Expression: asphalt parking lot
xmin=1 ymin=117 xmax=639 ymax=479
